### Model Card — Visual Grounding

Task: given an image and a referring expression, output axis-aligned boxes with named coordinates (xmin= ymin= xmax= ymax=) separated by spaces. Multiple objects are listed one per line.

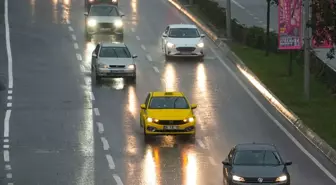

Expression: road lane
xmin=6 ymin=0 xmax=116 ymax=184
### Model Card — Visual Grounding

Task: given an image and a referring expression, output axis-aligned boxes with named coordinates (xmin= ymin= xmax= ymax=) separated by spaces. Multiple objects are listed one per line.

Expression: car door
xmin=140 ymin=93 xmax=151 ymax=126
xmin=162 ymin=26 xmax=170 ymax=51
xmin=92 ymin=44 xmax=100 ymax=69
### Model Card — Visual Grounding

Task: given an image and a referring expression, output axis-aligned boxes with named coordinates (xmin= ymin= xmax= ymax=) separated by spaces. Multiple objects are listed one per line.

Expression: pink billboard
xmin=311 ymin=0 xmax=333 ymax=48
xmin=278 ymin=0 xmax=302 ymax=50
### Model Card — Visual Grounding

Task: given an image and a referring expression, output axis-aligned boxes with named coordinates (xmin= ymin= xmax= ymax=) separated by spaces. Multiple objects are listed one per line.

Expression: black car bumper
xmin=230 ymin=182 xmax=289 ymax=185
xmin=86 ymin=24 xmax=123 ymax=35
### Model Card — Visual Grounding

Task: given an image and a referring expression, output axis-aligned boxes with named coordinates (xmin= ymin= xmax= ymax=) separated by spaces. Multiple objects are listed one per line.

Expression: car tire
xmin=143 ymin=127 xmax=151 ymax=142
xmin=127 ymin=76 xmax=136 ymax=84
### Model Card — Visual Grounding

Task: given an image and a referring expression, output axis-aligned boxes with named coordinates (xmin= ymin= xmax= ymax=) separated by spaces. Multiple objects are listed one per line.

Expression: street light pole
xmin=265 ymin=0 xmax=271 ymax=56
xmin=226 ymin=0 xmax=232 ymax=40
xmin=303 ymin=0 xmax=310 ymax=100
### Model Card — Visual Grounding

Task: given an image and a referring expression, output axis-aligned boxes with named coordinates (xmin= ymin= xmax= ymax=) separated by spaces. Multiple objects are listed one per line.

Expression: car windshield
xmin=233 ymin=150 xmax=282 ymax=166
xmin=168 ymin=28 xmax=200 ymax=38
xmin=89 ymin=6 xmax=119 ymax=16
xmin=99 ymin=47 xmax=131 ymax=58
xmin=148 ymin=97 xmax=190 ymax=109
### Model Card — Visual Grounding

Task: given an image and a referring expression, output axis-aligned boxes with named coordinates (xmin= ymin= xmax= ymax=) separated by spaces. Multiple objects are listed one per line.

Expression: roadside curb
xmin=168 ymin=0 xmax=336 ymax=165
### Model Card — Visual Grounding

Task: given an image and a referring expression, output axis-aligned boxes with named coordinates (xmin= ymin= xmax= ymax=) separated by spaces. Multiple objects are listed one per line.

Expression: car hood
xmin=232 ymin=165 xmax=285 ymax=178
xmin=147 ymin=109 xmax=193 ymax=119
xmin=88 ymin=16 xmax=120 ymax=23
xmin=167 ymin=37 xmax=203 ymax=47
xmin=98 ymin=58 xmax=134 ymax=65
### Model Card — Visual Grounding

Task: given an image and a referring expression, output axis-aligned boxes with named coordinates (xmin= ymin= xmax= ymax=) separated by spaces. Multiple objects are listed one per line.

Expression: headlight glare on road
xmin=114 ymin=20 xmax=123 ymax=27
xmin=232 ymin=175 xmax=245 ymax=182
xmin=197 ymin=42 xmax=204 ymax=47
xmin=98 ymin=63 xmax=109 ymax=68
xmin=88 ymin=19 xmax=97 ymax=27
xmin=89 ymin=0 xmax=94 ymax=2
xmin=112 ymin=0 xmax=117 ymax=2
xmin=166 ymin=42 xmax=175 ymax=48
xmin=128 ymin=64 xmax=135 ymax=69
xmin=276 ymin=175 xmax=287 ymax=182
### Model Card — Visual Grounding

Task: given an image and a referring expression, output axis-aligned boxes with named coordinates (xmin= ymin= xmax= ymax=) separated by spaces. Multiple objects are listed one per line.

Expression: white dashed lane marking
xmin=136 ymin=36 xmax=140 ymax=40
xmin=76 ymin=53 xmax=82 ymax=61
xmin=4 ymin=110 xmax=11 ymax=137
xmin=113 ymin=174 xmax=124 ymax=185
xmin=146 ymin=54 xmax=152 ymax=61
xmin=6 ymin=173 xmax=12 ymax=179
xmin=3 ymin=145 xmax=9 ymax=149
xmin=4 ymin=150 xmax=10 ymax=162
xmin=94 ymin=108 xmax=100 ymax=116
xmin=74 ymin=43 xmax=79 ymax=49
xmin=68 ymin=26 xmax=74 ymax=31
xmin=71 ymin=34 xmax=77 ymax=41
xmin=131 ymin=28 xmax=135 ymax=32
xmin=96 ymin=122 xmax=104 ymax=133
xmin=196 ymin=139 xmax=205 ymax=148
xmin=153 ymin=66 xmax=159 ymax=73
xmin=8 ymin=90 xmax=12 ymax=94
xmin=7 ymin=96 xmax=12 ymax=100
xmin=80 ymin=65 xmax=85 ymax=73
xmin=100 ymin=137 xmax=110 ymax=150
xmin=6 ymin=103 xmax=12 ymax=107
xmin=208 ymin=157 xmax=217 ymax=166
xmin=5 ymin=165 xmax=11 ymax=170
xmin=141 ymin=44 xmax=146 ymax=50
xmin=90 ymin=92 xmax=95 ymax=100
xmin=106 ymin=154 xmax=115 ymax=169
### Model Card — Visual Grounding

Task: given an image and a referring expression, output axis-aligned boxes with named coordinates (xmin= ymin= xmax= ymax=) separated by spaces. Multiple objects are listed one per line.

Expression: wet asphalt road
xmin=1 ymin=0 xmax=336 ymax=184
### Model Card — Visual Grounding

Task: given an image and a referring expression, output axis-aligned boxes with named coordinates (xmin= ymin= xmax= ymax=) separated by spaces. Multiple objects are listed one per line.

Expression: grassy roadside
xmin=184 ymin=4 xmax=336 ymax=148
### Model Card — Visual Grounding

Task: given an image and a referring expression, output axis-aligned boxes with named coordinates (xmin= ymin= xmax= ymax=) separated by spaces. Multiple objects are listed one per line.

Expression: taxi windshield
xmin=148 ymin=97 xmax=190 ymax=109
xmin=89 ymin=6 xmax=119 ymax=16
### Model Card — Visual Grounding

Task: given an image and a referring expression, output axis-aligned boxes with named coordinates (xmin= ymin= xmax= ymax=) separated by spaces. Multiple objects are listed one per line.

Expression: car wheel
xmin=127 ymin=76 xmax=136 ymax=84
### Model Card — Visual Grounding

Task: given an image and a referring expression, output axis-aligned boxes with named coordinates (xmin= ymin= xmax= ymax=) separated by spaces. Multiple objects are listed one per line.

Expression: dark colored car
xmin=85 ymin=0 xmax=118 ymax=11
xmin=222 ymin=143 xmax=292 ymax=185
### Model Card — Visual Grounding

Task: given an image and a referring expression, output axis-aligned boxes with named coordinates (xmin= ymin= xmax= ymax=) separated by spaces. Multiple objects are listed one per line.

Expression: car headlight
xmin=128 ymin=64 xmax=135 ymax=69
xmin=232 ymin=175 xmax=245 ymax=182
xmin=89 ymin=0 xmax=94 ymax=2
xmin=112 ymin=0 xmax=117 ymax=2
xmin=114 ymin=20 xmax=123 ymax=28
xmin=276 ymin=175 xmax=287 ymax=182
xmin=87 ymin=19 xmax=97 ymax=27
xmin=183 ymin=117 xmax=194 ymax=122
xmin=147 ymin=117 xmax=159 ymax=123
xmin=197 ymin=42 xmax=204 ymax=48
xmin=98 ymin=63 xmax=109 ymax=68
xmin=166 ymin=42 xmax=175 ymax=48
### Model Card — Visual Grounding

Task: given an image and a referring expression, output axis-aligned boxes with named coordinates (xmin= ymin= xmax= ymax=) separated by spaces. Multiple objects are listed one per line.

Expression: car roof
xmin=151 ymin=91 xmax=185 ymax=97
xmin=168 ymin=24 xmax=197 ymax=29
xmin=100 ymin=42 xmax=127 ymax=47
xmin=235 ymin=143 xmax=277 ymax=151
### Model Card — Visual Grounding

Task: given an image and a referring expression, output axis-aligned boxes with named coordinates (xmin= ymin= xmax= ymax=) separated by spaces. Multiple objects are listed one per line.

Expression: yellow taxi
xmin=140 ymin=91 xmax=197 ymax=139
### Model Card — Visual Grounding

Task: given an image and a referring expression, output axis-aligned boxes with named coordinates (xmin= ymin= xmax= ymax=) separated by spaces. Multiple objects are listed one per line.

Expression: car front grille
xmin=109 ymin=65 xmax=125 ymax=68
xmin=157 ymin=120 xmax=185 ymax=125
xmin=98 ymin=23 xmax=115 ymax=29
xmin=243 ymin=177 xmax=277 ymax=183
xmin=176 ymin=47 xmax=196 ymax=52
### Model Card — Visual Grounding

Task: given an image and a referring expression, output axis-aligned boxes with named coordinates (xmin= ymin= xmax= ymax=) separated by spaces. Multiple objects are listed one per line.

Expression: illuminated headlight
xmin=112 ymin=0 xmax=117 ymax=2
xmin=276 ymin=175 xmax=287 ymax=182
xmin=166 ymin=42 xmax=175 ymax=48
xmin=147 ymin=117 xmax=159 ymax=123
xmin=128 ymin=64 xmax=135 ymax=69
xmin=232 ymin=175 xmax=245 ymax=182
xmin=183 ymin=117 xmax=194 ymax=122
xmin=89 ymin=0 xmax=94 ymax=2
xmin=98 ymin=63 xmax=109 ymax=68
xmin=197 ymin=42 xmax=204 ymax=47
xmin=114 ymin=20 xmax=123 ymax=28
xmin=87 ymin=19 xmax=97 ymax=27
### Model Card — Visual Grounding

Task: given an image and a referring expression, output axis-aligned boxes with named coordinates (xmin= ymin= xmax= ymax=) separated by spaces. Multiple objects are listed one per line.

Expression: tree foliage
xmin=269 ymin=0 xmax=336 ymax=59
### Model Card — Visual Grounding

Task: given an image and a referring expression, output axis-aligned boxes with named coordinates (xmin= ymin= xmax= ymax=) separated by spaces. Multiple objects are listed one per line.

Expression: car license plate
xmin=111 ymin=70 xmax=123 ymax=73
xmin=164 ymin=125 xmax=179 ymax=130
xmin=181 ymin=52 xmax=190 ymax=55
xmin=100 ymin=28 xmax=111 ymax=31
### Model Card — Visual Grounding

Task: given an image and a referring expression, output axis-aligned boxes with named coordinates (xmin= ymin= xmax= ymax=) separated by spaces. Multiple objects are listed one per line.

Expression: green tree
xmin=271 ymin=0 xmax=335 ymax=59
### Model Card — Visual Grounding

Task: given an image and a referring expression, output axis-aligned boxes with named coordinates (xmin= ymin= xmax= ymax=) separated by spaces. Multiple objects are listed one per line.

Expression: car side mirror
xmin=140 ymin=104 xmax=146 ymax=109
xmin=132 ymin=54 xmax=137 ymax=58
xmin=222 ymin=161 xmax=231 ymax=167
xmin=84 ymin=12 xmax=88 ymax=16
xmin=120 ymin=14 xmax=125 ymax=17
xmin=191 ymin=104 xmax=197 ymax=109
xmin=92 ymin=53 xmax=97 ymax=58
xmin=162 ymin=33 xmax=167 ymax=37
xmin=284 ymin=161 xmax=292 ymax=166
xmin=200 ymin=34 xmax=205 ymax=38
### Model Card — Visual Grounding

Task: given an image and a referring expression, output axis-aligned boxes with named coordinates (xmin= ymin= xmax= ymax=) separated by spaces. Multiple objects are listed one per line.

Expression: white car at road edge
xmin=161 ymin=24 xmax=205 ymax=58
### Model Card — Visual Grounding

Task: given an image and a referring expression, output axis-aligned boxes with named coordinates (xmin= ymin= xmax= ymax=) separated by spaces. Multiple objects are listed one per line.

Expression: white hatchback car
xmin=161 ymin=24 xmax=205 ymax=58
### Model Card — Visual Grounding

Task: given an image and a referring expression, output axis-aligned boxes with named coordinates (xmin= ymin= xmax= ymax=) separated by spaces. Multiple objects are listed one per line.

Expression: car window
xmin=89 ymin=6 xmax=119 ymax=16
xmin=168 ymin=28 xmax=200 ymax=38
xmin=233 ymin=150 xmax=281 ymax=166
xmin=148 ymin=96 xmax=190 ymax=109
xmin=99 ymin=47 xmax=131 ymax=58
xmin=144 ymin=93 xmax=151 ymax=107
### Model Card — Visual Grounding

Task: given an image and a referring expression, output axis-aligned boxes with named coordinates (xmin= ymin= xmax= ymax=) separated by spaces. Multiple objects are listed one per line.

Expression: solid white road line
xmin=100 ymin=137 xmax=110 ymax=150
xmin=74 ymin=43 xmax=79 ymax=49
xmin=146 ymin=54 xmax=152 ymax=61
xmin=4 ymin=150 xmax=9 ymax=162
xmin=94 ymin=108 xmax=100 ymax=116
xmin=209 ymin=47 xmax=336 ymax=183
xmin=153 ymin=66 xmax=159 ymax=73
xmin=76 ymin=53 xmax=82 ymax=61
xmin=96 ymin=122 xmax=104 ymax=133
xmin=141 ymin=44 xmax=146 ymax=50
xmin=196 ymin=139 xmax=205 ymax=148
xmin=136 ymin=36 xmax=140 ymax=40
xmin=232 ymin=0 xmax=245 ymax=9
xmin=4 ymin=0 xmax=13 ymax=89
xmin=113 ymin=174 xmax=124 ymax=185
xmin=4 ymin=110 xmax=11 ymax=137
xmin=68 ymin=26 xmax=74 ymax=31
xmin=106 ymin=154 xmax=115 ymax=169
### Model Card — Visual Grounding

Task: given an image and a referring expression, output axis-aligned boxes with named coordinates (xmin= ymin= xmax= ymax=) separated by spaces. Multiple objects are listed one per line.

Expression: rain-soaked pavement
xmin=1 ymin=0 xmax=336 ymax=184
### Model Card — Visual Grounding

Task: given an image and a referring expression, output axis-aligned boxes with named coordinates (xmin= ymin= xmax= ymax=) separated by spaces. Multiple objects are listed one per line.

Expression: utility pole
xmin=303 ymin=0 xmax=310 ymax=100
xmin=265 ymin=0 xmax=271 ymax=56
xmin=226 ymin=0 xmax=232 ymax=40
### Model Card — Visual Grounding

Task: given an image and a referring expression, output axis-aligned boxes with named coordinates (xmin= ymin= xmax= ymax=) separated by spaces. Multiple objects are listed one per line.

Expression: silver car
xmin=91 ymin=42 xmax=137 ymax=83
xmin=84 ymin=4 xmax=124 ymax=40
